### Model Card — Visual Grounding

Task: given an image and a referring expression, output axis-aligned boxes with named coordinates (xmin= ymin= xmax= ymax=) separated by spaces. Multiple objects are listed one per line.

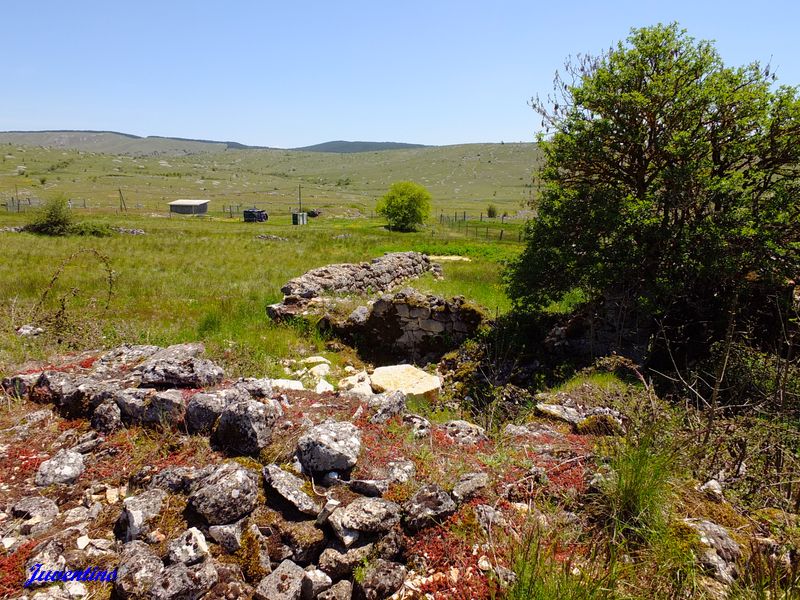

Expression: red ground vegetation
xmin=0 ymin=539 xmax=37 ymax=596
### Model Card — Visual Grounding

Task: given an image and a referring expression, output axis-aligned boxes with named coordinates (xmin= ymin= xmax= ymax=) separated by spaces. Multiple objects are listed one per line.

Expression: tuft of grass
xmin=507 ymin=527 xmax=617 ymax=600
xmin=594 ymin=434 xmax=674 ymax=545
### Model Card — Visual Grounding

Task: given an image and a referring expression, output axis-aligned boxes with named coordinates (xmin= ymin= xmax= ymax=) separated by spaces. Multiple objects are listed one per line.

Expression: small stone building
xmin=168 ymin=199 xmax=209 ymax=215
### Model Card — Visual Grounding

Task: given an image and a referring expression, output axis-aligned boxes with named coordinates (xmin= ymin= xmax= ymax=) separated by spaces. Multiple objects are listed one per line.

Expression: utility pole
xmin=298 ymin=184 xmax=302 ymax=213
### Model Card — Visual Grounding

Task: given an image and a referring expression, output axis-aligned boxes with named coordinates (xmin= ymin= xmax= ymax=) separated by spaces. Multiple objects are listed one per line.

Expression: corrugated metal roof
xmin=169 ymin=199 xmax=210 ymax=206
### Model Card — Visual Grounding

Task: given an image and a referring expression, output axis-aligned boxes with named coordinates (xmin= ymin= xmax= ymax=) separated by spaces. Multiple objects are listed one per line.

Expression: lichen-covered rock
xmin=318 ymin=580 xmax=353 ymax=600
xmin=149 ymin=465 xmax=215 ymax=494
xmin=91 ymin=399 xmax=123 ymax=433
xmin=23 ymin=539 xmax=66 ymax=588
xmin=119 ymin=489 xmax=167 ymax=541
xmin=149 ymin=560 xmax=218 ymax=600
xmin=302 ymin=567 xmax=333 ymax=599
xmin=213 ymin=398 xmax=282 ymax=455
xmin=254 ymin=559 xmax=305 ymax=600
xmin=2 ymin=372 xmax=41 ymax=398
xmin=402 ymin=414 xmax=431 ymax=438
xmin=137 ymin=343 xmax=224 ymax=388
xmin=143 ymin=389 xmax=186 ymax=427
xmin=114 ymin=388 xmax=156 ymax=424
xmin=297 ymin=421 xmax=361 ymax=473
xmin=452 ymin=472 xmax=490 ymax=503
xmin=403 ymin=484 xmax=457 ymax=532
xmin=318 ymin=544 xmax=373 ymax=580
xmin=338 ymin=497 xmax=401 ymax=534
xmin=368 ymin=390 xmax=406 ymax=424
xmin=35 ymin=449 xmax=84 ymax=486
xmin=684 ymin=519 xmax=742 ymax=585
xmin=189 ymin=463 xmax=259 ymax=525
xmin=167 ymin=527 xmax=210 ymax=565
xmin=29 ymin=371 xmax=85 ymax=415
xmin=263 ymin=464 xmax=321 ymax=516
xmin=185 ymin=392 xmax=227 ymax=434
xmin=355 ymin=559 xmax=407 ymax=600
xmin=12 ymin=496 xmax=59 ymax=520
xmin=535 ymin=403 xmax=583 ymax=426
xmin=440 ymin=420 xmax=487 ymax=446
xmin=115 ymin=540 xmax=165 ymax=598
xmin=208 ymin=519 xmax=246 ymax=554
xmin=349 ymin=479 xmax=389 ymax=497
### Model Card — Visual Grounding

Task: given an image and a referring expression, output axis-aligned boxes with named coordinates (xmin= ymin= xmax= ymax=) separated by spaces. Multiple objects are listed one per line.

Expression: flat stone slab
xmin=370 ymin=365 xmax=441 ymax=399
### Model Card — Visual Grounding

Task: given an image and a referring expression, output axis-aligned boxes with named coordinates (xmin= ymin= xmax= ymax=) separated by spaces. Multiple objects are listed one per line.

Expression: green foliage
xmin=507 ymin=23 xmax=800 ymax=351
xmin=595 ymin=434 xmax=674 ymax=544
xmin=376 ymin=181 xmax=431 ymax=232
xmin=26 ymin=196 xmax=73 ymax=236
xmin=486 ymin=204 xmax=498 ymax=218
xmin=508 ymin=528 xmax=617 ymax=600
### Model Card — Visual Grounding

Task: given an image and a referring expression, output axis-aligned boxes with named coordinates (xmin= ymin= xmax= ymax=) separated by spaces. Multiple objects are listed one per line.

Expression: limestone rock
xmin=12 ymin=496 xmax=59 ymax=520
xmin=149 ymin=560 xmax=219 ymax=600
xmin=302 ymin=567 xmax=332 ymax=599
xmin=315 ymin=379 xmax=335 ymax=394
xmin=337 ymin=497 xmax=401 ymax=534
xmin=143 ymin=389 xmax=186 ymax=426
xmin=355 ymin=559 xmax=407 ymax=600
xmin=29 ymin=371 xmax=85 ymax=415
xmin=317 ymin=580 xmax=353 ymax=600
xmin=452 ymin=472 xmax=490 ymax=503
xmin=263 ymin=464 xmax=321 ymax=516
xmin=213 ymin=398 xmax=282 ymax=455
xmin=387 ymin=459 xmax=416 ymax=484
xmin=115 ymin=540 xmax=164 ymax=599
xmin=318 ymin=544 xmax=373 ymax=579
xmin=208 ymin=519 xmax=246 ymax=554
xmin=271 ymin=379 xmax=305 ymax=391
xmin=297 ymin=421 xmax=361 ymax=473
xmin=90 ymin=400 xmax=123 ymax=433
xmin=402 ymin=414 xmax=431 ymax=438
xmin=684 ymin=519 xmax=741 ymax=585
xmin=403 ymin=484 xmax=457 ymax=532
xmin=349 ymin=479 xmax=390 ymax=497
xmin=150 ymin=465 xmax=215 ymax=494
xmin=189 ymin=463 xmax=259 ymax=525
xmin=35 ymin=449 xmax=84 ymax=486
xmin=368 ymin=390 xmax=406 ymax=424
xmin=254 ymin=559 xmax=305 ymax=600
xmin=114 ymin=388 xmax=156 ymax=424
xmin=2 ymin=372 xmax=42 ymax=398
xmin=535 ymin=403 xmax=583 ymax=426
xmin=137 ymin=343 xmax=223 ymax=388
xmin=185 ymin=392 xmax=228 ymax=434
xmin=119 ymin=489 xmax=167 ymax=541
xmin=370 ymin=365 xmax=441 ymax=400
xmin=441 ymin=420 xmax=487 ymax=446
xmin=167 ymin=527 xmax=210 ymax=565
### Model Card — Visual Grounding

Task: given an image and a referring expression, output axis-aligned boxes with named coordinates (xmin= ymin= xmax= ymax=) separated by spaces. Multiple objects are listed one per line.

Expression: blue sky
xmin=3 ymin=1 xmax=798 ymax=147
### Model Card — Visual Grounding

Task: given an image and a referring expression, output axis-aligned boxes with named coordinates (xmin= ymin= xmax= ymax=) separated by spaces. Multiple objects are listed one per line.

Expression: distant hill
xmin=291 ymin=141 xmax=428 ymax=153
xmin=0 ymin=131 xmax=425 ymax=156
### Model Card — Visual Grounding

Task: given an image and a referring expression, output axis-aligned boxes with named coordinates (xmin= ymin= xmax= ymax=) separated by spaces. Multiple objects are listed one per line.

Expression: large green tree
xmin=507 ymin=24 xmax=800 ymax=355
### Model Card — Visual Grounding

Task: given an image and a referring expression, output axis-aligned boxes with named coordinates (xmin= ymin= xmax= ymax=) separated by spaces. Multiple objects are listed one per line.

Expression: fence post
xmin=463 ymin=211 xmax=466 ymax=221
xmin=500 ymin=229 xmax=504 ymax=240
xmin=480 ymin=213 xmax=483 ymax=222
xmin=486 ymin=227 xmax=489 ymax=238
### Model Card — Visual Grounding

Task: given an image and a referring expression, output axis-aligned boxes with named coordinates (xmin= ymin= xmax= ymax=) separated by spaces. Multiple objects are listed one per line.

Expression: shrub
xmin=376 ymin=181 xmax=431 ymax=232
xmin=486 ymin=204 xmax=498 ymax=218
xmin=26 ymin=196 xmax=73 ymax=236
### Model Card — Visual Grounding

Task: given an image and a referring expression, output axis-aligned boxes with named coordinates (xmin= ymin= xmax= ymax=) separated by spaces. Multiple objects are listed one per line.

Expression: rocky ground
xmin=0 ymin=342 xmax=794 ymax=599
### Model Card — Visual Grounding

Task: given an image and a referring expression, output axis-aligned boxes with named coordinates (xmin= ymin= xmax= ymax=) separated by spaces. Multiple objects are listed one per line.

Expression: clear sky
xmin=3 ymin=1 xmax=799 ymax=147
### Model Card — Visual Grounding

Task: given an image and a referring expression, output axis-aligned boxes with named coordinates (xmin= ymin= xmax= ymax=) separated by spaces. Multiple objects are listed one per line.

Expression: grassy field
xmin=0 ymin=141 xmax=540 ymax=219
xmin=0 ymin=205 xmax=525 ymax=378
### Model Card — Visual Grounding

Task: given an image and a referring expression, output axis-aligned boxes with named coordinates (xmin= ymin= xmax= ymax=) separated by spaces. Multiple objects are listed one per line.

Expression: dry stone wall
xmin=268 ymin=252 xmax=441 ymax=320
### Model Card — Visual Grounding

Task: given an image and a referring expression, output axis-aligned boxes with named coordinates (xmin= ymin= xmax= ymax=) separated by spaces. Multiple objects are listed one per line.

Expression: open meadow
xmin=0 ymin=142 xmax=531 ymax=378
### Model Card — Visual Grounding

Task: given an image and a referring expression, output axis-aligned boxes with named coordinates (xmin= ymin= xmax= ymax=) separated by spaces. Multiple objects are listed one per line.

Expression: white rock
xmin=309 ymin=363 xmax=331 ymax=379
xmin=315 ymin=379 xmax=334 ymax=394
xmin=370 ymin=365 xmax=441 ymax=399
xmin=302 ymin=356 xmax=331 ymax=366
xmin=76 ymin=535 xmax=91 ymax=550
xmin=270 ymin=379 xmax=305 ymax=391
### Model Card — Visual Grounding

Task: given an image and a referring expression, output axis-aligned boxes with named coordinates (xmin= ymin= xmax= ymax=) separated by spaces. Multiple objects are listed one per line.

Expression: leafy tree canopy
xmin=377 ymin=181 xmax=431 ymax=232
xmin=507 ymin=24 xmax=800 ymax=343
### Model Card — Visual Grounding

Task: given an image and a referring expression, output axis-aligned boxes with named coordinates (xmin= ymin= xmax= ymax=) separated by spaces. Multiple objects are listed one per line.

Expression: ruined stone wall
xmin=269 ymin=251 xmax=441 ymax=320
xmin=324 ymin=288 xmax=486 ymax=364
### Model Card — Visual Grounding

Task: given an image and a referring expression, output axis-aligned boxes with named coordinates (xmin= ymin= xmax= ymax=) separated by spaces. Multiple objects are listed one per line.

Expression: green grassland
xmin=0 ymin=141 xmax=540 ymax=218
xmin=0 ymin=139 xmax=532 ymax=377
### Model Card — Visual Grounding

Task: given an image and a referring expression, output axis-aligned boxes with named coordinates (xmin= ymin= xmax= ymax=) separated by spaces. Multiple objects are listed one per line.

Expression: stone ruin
xmin=321 ymin=288 xmax=486 ymax=364
xmin=267 ymin=251 xmax=442 ymax=320
xmin=267 ymin=253 xmax=484 ymax=364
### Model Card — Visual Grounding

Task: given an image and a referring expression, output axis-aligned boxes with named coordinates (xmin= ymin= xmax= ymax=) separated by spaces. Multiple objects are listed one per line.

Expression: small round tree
xmin=377 ymin=181 xmax=431 ymax=232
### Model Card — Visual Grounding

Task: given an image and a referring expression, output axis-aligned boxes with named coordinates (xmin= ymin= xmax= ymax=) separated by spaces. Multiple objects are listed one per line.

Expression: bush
xmin=376 ymin=181 xmax=431 ymax=232
xmin=25 ymin=196 xmax=73 ymax=236
xmin=486 ymin=204 xmax=498 ymax=218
